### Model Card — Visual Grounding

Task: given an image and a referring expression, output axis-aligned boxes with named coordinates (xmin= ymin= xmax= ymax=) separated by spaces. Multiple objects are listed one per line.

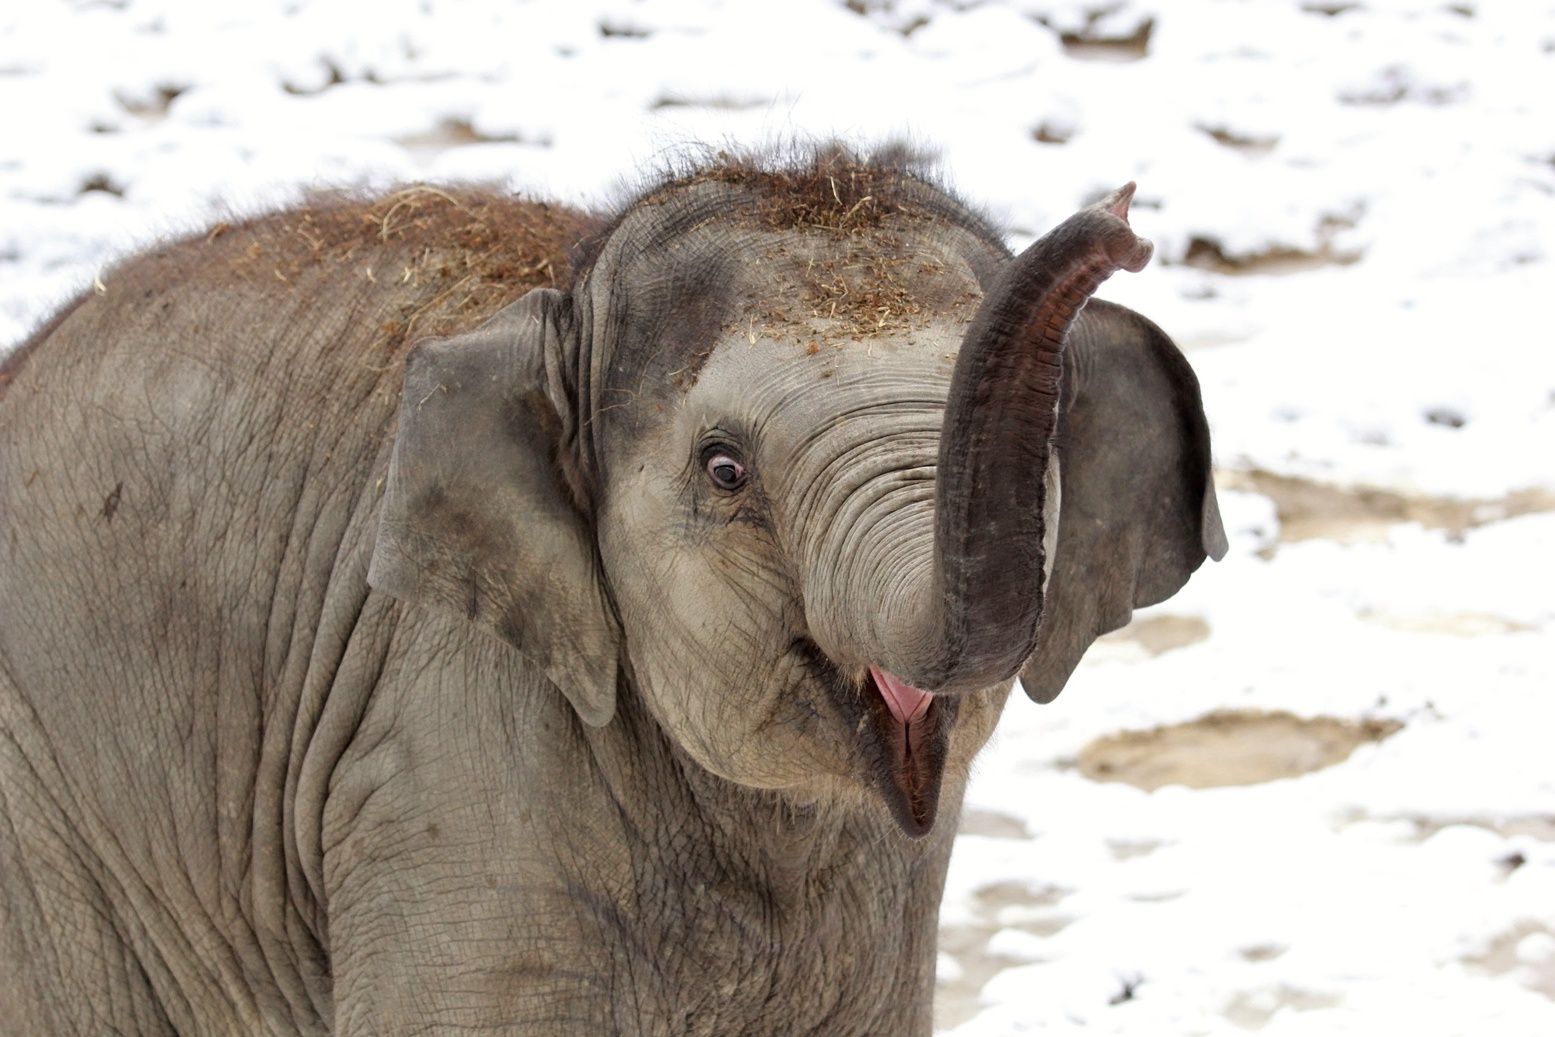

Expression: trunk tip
xmin=1094 ymin=182 xmax=1153 ymax=273
xmin=1102 ymin=181 xmax=1138 ymax=222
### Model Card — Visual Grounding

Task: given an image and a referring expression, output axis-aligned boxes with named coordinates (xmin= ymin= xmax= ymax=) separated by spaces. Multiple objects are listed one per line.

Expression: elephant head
xmin=369 ymin=147 xmax=1225 ymax=836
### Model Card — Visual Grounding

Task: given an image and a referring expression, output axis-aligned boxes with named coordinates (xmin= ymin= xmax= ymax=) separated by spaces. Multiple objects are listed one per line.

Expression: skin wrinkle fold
xmin=792 ymin=443 xmax=937 ymax=572
xmin=752 ymin=359 xmax=953 ymax=668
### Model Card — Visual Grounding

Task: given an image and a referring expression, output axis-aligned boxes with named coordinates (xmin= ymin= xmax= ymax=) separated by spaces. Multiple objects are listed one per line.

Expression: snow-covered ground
xmin=4 ymin=0 xmax=1553 ymax=1032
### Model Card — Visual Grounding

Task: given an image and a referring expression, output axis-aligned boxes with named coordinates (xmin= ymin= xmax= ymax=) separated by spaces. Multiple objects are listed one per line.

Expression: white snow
xmin=3 ymin=0 xmax=1552 ymax=1032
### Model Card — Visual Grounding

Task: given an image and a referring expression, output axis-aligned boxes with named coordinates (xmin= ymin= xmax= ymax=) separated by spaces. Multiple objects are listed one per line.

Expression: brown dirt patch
xmin=1078 ymin=710 xmax=1403 ymax=791
xmin=394 ymin=119 xmax=526 ymax=163
xmin=1465 ymin=922 xmax=1555 ymax=1000
xmin=1222 ymin=469 xmax=1555 ymax=544
xmin=1057 ymin=18 xmax=1154 ymax=62
xmin=1177 ymin=212 xmax=1362 ymax=275
xmin=1197 ymin=123 xmax=1280 ymax=155
xmin=958 ymin=808 xmax=1029 ymax=840
xmin=1104 ymin=613 xmax=1212 ymax=656
xmin=1371 ymin=613 xmax=1538 ymax=637
xmin=935 ymin=881 xmax=1070 ymax=1032
xmin=1180 ymin=236 xmax=1359 ymax=275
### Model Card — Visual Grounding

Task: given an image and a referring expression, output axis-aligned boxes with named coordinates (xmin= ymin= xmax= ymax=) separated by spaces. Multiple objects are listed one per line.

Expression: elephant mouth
xmin=791 ymin=638 xmax=958 ymax=837
xmin=861 ymin=667 xmax=957 ymax=838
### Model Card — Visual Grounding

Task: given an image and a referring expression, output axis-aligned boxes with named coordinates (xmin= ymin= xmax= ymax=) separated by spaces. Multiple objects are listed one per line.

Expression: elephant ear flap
xmin=369 ymin=289 xmax=619 ymax=726
xmin=1021 ymin=300 xmax=1227 ymax=704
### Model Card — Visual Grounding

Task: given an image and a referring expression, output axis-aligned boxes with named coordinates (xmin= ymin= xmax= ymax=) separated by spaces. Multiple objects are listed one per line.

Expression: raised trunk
xmin=885 ymin=184 xmax=1154 ymax=691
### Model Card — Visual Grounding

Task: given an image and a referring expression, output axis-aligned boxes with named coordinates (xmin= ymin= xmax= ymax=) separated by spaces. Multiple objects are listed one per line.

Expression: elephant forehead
xmin=679 ymin=317 xmax=969 ymax=457
xmin=592 ymin=230 xmax=985 ymax=437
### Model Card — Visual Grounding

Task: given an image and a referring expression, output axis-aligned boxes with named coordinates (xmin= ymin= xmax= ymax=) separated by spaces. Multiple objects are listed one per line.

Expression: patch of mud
xmin=959 ymin=808 xmax=1029 ymax=839
xmin=1078 ymin=710 xmax=1403 ymax=791
xmin=599 ymin=19 xmax=652 ymax=39
xmin=1086 ymin=613 xmax=1211 ymax=667
xmin=1224 ymin=986 xmax=1344 ymax=1029
xmin=1370 ymin=612 xmax=1538 ymax=637
xmin=394 ymin=118 xmax=530 ymax=164
xmin=1108 ymin=839 xmax=1163 ymax=860
xmin=1180 ymin=235 xmax=1359 ymax=275
xmin=114 ymin=82 xmax=187 ymax=118
xmin=1220 ymin=469 xmax=1555 ymax=544
xmin=1197 ymin=123 xmax=1280 ymax=155
xmin=1102 ymin=613 xmax=1211 ymax=656
xmin=936 ymin=881 xmax=1070 ymax=1032
xmin=841 ymin=0 xmax=929 ymax=36
xmin=650 ymin=94 xmax=768 ymax=111
xmin=1046 ymin=15 xmax=1154 ymax=62
xmin=1464 ymin=923 xmax=1555 ymax=1002
xmin=1338 ymin=65 xmax=1469 ymax=106
xmin=79 ymin=173 xmax=126 ymax=197
xmin=1032 ymin=120 xmax=1075 ymax=145
xmin=1341 ymin=811 xmax=1555 ymax=843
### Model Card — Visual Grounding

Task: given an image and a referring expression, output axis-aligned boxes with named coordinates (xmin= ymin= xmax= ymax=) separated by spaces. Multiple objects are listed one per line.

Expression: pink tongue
xmin=870 ymin=667 xmax=933 ymax=726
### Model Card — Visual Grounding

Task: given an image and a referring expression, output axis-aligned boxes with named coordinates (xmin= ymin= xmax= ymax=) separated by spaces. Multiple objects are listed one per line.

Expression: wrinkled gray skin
xmin=0 ymin=157 xmax=1225 ymax=1035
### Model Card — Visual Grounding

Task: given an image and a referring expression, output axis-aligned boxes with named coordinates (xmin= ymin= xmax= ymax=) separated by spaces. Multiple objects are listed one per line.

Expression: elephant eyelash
xmin=696 ymin=440 xmax=738 ymax=466
xmin=695 ymin=429 xmax=742 ymax=459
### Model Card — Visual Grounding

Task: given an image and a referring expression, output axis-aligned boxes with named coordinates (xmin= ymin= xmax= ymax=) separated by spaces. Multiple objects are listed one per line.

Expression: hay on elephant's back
xmin=219 ymin=186 xmax=600 ymax=344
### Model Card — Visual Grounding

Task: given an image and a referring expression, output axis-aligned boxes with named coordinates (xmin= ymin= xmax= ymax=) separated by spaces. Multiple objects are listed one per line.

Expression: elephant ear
xmin=369 ymin=289 xmax=619 ymax=726
xmin=1021 ymin=299 xmax=1228 ymax=704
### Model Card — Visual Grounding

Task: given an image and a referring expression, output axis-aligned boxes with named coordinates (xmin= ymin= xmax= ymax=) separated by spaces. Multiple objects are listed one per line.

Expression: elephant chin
xmin=862 ymin=668 xmax=959 ymax=837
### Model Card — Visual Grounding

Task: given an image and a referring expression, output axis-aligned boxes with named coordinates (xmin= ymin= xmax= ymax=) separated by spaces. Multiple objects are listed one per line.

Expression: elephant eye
xmin=704 ymin=452 xmax=748 ymax=491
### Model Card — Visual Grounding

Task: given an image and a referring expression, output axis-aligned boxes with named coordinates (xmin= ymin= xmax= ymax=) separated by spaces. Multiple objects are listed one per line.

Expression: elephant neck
xmin=564 ymin=686 xmax=956 ymax=1032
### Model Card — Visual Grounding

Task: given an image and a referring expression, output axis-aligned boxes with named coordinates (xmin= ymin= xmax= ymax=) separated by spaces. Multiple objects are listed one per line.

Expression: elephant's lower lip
xmin=862 ymin=669 xmax=955 ymax=838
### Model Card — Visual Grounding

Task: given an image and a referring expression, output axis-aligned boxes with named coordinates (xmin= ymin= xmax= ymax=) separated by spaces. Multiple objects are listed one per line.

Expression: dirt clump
xmin=1078 ymin=710 xmax=1403 ymax=791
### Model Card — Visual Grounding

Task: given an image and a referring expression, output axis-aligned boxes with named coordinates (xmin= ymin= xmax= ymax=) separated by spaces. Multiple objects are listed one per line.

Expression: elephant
xmin=0 ymin=144 xmax=1225 ymax=1036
